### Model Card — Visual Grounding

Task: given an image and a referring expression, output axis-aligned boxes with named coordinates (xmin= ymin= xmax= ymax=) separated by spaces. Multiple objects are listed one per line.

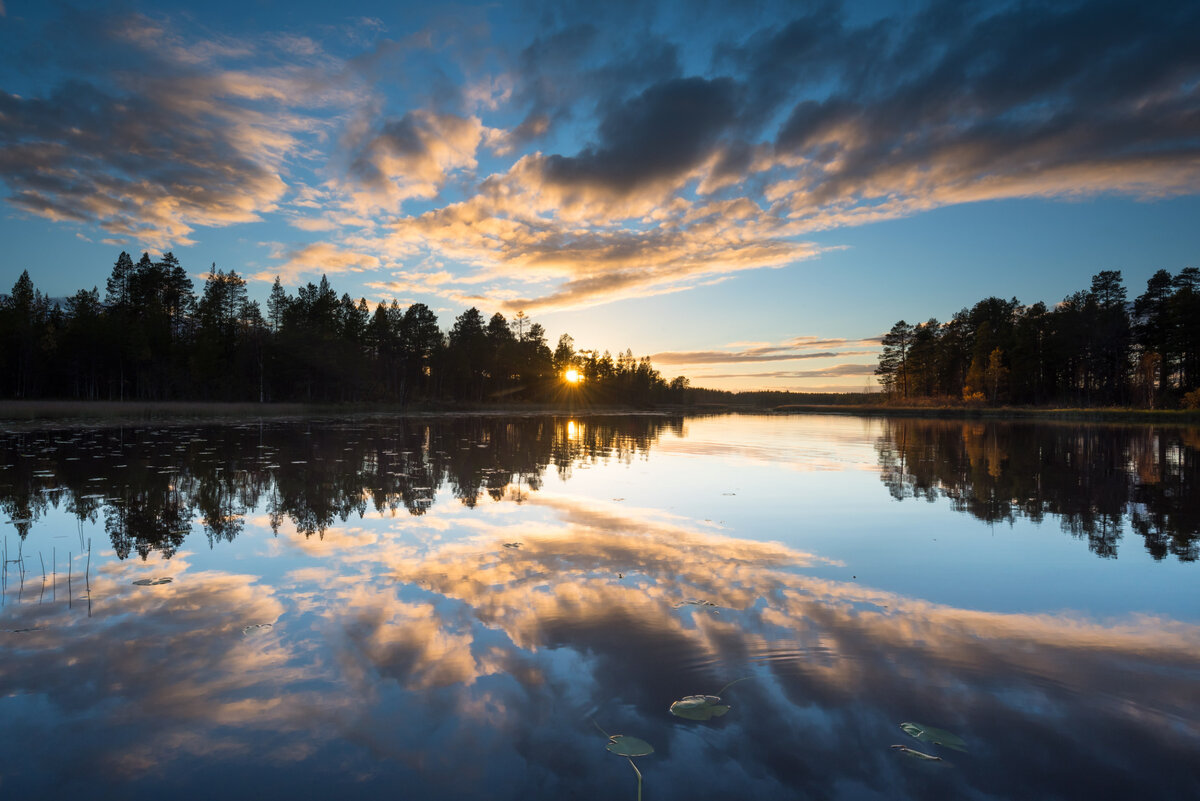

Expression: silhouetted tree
xmin=6 ymin=253 xmax=678 ymax=407
xmin=876 ymin=320 xmax=914 ymax=398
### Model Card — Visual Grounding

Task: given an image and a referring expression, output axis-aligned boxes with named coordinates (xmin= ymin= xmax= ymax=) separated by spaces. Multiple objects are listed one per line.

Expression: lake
xmin=1 ymin=413 xmax=1197 ymax=800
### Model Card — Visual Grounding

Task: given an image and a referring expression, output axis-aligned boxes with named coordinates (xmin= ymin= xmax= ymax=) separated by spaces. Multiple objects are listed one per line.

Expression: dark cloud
xmin=509 ymin=0 xmax=1200 ymax=223
xmin=772 ymin=1 xmax=1200 ymax=213
xmin=508 ymin=24 xmax=680 ymax=148
xmin=540 ymin=76 xmax=738 ymax=194
xmin=714 ymin=0 xmax=884 ymax=129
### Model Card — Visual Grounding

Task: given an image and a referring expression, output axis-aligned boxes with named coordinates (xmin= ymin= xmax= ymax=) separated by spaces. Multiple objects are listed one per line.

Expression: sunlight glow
xmin=563 ymin=369 xmax=581 ymax=384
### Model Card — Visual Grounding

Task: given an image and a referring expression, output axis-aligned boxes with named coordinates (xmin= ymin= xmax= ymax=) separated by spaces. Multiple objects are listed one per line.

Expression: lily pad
xmin=672 ymin=599 xmax=718 ymax=608
xmin=899 ymin=721 xmax=967 ymax=752
xmin=669 ymin=695 xmax=731 ymax=721
xmin=606 ymin=735 xmax=654 ymax=757
xmin=890 ymin=744 xmax=943 ymax=761
xmin=132 ymin=577 xmax=174 ymax=586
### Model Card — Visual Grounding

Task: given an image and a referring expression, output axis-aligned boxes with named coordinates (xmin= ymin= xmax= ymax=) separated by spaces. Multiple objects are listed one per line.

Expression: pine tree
xmin=876 ymin=320 xmax=914 ymax=398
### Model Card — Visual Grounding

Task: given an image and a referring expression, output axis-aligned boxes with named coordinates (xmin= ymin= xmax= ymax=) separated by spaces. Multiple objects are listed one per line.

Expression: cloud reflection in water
xmin=3 ymin=483 xmax=1197 ymax=800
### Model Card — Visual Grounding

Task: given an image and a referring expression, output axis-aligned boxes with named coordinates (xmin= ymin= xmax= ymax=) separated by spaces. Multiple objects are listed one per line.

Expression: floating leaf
xmin=502 ymin=542 xmax=522 ymax=549
xmin=606 ymin=735 xmax=654 ymax=757
xmin=890 ymin=745 xmax=943 ymax=761
xmin=669 ymin=695 xmax=731 ymax=721
xmin=242 ymin=623 xmax=274 ymax=635
xmin=672 ymin=599 xmax=718 ymax=609
xmin=132 ymin=577 xmax=174 ymax=586
xmin=899 ymin=722 xmax=967 ymax=752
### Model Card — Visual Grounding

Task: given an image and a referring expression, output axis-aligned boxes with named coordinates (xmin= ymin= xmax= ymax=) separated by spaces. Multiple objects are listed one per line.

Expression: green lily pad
xmin=890 ymin=744 xmax=943 ymax=761
xmin=606 ymin=735 xmax=654 ymax=757
xmin=669 ymin=695 xmax=731 ymax=721
xmin=132 ymin=577 xmax=174 ymax=586
xmin=899 ymin=721 xmax=967 ymax=752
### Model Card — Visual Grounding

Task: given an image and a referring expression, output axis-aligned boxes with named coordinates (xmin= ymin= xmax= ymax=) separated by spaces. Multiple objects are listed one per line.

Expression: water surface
xmin=1 ymin=414 xmax=1197 ymax=800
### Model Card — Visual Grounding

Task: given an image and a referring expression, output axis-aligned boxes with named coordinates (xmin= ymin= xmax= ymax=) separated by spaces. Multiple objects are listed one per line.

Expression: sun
xmin=563 ymin=368 xmax=582 ymax=384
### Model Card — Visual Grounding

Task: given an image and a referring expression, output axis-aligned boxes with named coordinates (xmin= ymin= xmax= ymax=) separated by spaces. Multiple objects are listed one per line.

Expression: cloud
xmin=358 ymin=0 xmax=1200 ymax=312
xmin=342 ymin=110 xmax=491 ymax=211
xmin=763 ymin=1 xmax=1200 ymax=226
xmin=505 ymin=22 xmax=681 ymax=149
xmin=254 ymin=242 xmax=381 ymax=285
xmin=701 ymin=363 xmax=879 ymax=379
xmin=0 ymin=82 xmax=289 ymax=249
xmin=364 ymin=187 xmax=821 ymax=313
xmin=652 ymin=335 xmax=879 ymax=365
xmin=8 ymin=1 xmax=1200 ymax=315
xmin=655 ymin=349 xmax=872 ymax=364
xmin=539 ymin=76 xmax=739 ymax=196
xmin=0 ymin=11 xmax=357 ymax=249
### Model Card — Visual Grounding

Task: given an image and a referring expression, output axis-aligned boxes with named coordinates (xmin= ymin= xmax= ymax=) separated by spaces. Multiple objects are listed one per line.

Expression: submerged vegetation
xmin=0 ymin=253 xmax=684 ymax=406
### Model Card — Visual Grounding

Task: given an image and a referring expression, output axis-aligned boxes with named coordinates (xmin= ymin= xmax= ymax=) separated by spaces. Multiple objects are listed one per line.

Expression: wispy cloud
xmin=0 ymin=81 xmax=287 ymax=249
xmin=0 ymin=10 xmax=362 ymax=249
xmin=653 ymin=334 xmax=881 ymax=365
xmin=701 ymin=364 xmax=879 ymax=380
xmin=655 ymin=349 xmax=873 ymax=364
xmin=254 ymin=242 xmax=381 ymax=285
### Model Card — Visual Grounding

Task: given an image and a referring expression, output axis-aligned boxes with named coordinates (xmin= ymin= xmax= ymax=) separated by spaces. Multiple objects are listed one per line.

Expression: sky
xmin=0 ymin=0 xmax=1198 ymax=392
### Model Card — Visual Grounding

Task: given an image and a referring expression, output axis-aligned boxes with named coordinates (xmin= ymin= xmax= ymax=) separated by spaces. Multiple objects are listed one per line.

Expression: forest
xmin=874 ymin=269 xmax=1200 ymax=408
xmin=0 ymin=252 xmax=686 ymax=406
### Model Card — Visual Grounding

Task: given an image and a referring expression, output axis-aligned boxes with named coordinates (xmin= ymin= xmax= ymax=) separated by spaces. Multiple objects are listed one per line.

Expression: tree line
xmin=0 ymin=252 xmax=686 ymax=406
xmin=875 ymin=268 xmax=1200 ymax=408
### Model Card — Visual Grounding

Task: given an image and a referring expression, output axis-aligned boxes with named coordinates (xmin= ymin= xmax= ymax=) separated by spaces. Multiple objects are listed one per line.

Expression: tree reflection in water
xmin=0 ymin=416 xmax=682 ymax=559
xmin=876 ymin=419 xmax=1200 ymax=560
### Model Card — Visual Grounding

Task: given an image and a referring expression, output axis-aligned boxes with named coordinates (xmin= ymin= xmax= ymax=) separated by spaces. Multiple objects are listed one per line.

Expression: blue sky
xmin=1 ymin=0 xmax=1198 ymax=391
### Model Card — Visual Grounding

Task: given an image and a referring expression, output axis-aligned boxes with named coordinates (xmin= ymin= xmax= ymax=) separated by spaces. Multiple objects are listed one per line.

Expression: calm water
xmin=1 ymin=413 xmax=1197 ymax=800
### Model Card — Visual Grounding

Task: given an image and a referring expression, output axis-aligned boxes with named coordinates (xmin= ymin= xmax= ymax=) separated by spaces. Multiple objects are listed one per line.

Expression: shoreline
xmin=0 ymin=399 xmax=685 ymax=428
xmin=768 ymin=403 xmax=1200 ymax=423
xmin=1 ymin=399 xmax=1198 ymax=427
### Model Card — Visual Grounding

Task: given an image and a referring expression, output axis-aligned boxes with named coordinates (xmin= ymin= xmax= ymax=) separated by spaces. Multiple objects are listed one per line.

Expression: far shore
xmin=0 ymin=399 xmax=684 ymax=427
xmin=1 ymin=399 xmax=1198 ymax=427
xmin=769 ymin=403 xmax=1200 ymax=423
